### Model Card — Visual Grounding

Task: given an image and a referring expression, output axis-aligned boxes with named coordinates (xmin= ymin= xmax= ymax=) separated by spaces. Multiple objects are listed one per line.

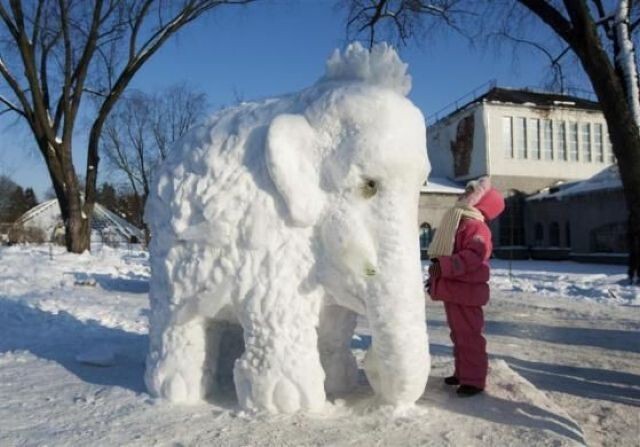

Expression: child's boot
xmin=456 ymin=385 xmax=484 ymax=397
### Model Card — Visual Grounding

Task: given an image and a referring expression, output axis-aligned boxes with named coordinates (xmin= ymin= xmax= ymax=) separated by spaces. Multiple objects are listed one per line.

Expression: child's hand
xmin=428 ymin=259 xmax=441 ymax=278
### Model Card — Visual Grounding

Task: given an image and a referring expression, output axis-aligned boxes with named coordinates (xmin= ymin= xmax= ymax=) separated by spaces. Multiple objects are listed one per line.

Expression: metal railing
xmin=427 ymin=79 xmax=497 ymax=125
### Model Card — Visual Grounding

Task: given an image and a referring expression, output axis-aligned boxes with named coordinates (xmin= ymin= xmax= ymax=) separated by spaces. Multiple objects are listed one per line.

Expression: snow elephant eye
xmin=360 ymin=178 xmax=378 ymax=198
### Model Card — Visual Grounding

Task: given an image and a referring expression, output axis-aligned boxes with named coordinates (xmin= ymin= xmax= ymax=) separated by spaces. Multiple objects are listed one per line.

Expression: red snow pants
xmin=444 ymin=301 xmax=487 ymax=389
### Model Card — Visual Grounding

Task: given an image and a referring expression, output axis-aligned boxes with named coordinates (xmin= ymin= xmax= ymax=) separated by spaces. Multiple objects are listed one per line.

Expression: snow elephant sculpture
xmin=145 ymin=43 xmax=431 ymax=413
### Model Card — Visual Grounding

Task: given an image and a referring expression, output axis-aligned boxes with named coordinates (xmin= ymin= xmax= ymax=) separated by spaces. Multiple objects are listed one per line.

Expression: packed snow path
xmin=0 ymin=246 xmax=638 ymax=446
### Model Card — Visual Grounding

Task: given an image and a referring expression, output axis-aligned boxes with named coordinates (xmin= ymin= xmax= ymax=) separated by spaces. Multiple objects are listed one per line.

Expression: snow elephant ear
xmin=266 ymin=113 xmax=326 ymax=227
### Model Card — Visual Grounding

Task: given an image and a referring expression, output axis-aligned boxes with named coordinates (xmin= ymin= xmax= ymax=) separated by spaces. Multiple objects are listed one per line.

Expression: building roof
xmin=429 ymin=86 xmax=601 ymax=125
xmin=527 ymin=165 xmax=622 ymax=201
xmin=16 ymin=199 xmax=144 ymax=242
xmin=480 ymin=87 xmax=601 ymax=111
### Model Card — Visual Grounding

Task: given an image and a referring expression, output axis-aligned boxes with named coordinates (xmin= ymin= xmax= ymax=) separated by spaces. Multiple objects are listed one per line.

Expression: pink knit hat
xmin=458 ymin=177 xmax=505 ymax=221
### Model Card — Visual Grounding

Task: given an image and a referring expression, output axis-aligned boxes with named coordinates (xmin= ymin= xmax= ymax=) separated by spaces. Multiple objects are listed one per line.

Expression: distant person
xmin=425 ymin=177 xmax=505 ymax=397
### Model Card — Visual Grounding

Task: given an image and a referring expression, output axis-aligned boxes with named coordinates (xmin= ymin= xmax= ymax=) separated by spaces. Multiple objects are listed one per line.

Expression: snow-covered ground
xmin=0 ymin=245 xmax=638 ymax=446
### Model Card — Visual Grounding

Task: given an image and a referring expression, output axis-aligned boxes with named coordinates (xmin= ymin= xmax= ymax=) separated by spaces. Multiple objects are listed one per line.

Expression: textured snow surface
xmin=322 ymin=42 xmax=412 ymax=96
xmin=145 ymin=43 xmax=430 ymax=413
xmin=1 ymin=246 xmax=639 ymax=446
xmin=489 ymin=259 xmax=639 ymax=306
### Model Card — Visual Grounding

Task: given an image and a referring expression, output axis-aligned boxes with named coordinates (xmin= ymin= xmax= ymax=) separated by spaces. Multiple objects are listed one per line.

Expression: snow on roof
xmin=16 ymin=199 xmax=143 ymax=241
xmin=527 ymin=165 xmax=621 ymax=201
xmin=429 ymin=86 xmax=601 ymax=126
xmin=421 ymin=176 xmax=465 ymax=194
xmin=480 ymin=87 xmax=600 ymax=111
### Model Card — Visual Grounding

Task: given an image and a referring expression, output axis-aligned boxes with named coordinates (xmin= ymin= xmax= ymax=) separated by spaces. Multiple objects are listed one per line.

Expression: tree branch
xmin=65 ymin=0 xmax=105 ymax=143
xmin=517 ymin=0 xmax=576 ymax=45
xmin=0 ymin=95 xmax=25 ymax=117
xmin=492 ymin=30 xmax=570 ymax=92
xmin=346 ymin=0 xmax=474 ymax=48
xmin=0 ymin=3 xmax=19 ymax=41
xmin=128 ymin=0 xmax=154 ymax=61
xmin=0 ymin=56 xmax=34 ymax=120
xmin=30 ymin=0 xmax=45 ymax=44
xmin=9 ymin=0 xmax=56 ymax=143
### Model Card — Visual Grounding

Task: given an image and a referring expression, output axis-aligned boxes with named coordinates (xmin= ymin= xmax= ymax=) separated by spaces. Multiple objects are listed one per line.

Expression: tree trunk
xmin=40 ymin=138 xmax=91 ymax=253
xmin=568 ymin=8 xmax=640 ymax=278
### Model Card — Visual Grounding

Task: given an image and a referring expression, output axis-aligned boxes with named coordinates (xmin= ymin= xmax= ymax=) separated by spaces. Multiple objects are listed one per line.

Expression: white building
xmin=421 ymin=86 xmax=619 ymax=260
xmin=427 ymin=87 xmax=615 ymax=193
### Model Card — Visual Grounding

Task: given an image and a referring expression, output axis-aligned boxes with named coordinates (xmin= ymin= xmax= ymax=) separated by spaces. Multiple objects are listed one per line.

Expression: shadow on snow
xmin=428 ymin=319 xmax=640 ymax=354
xmin=0 ymin=297 xmax=147 ymax=393
xmin=354 ymin=336 xmax=586 ymax=443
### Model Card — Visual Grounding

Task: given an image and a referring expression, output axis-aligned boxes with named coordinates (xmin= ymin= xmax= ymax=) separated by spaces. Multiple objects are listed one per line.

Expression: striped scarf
xmin=427 ymin=204 xmax=484 ymax=259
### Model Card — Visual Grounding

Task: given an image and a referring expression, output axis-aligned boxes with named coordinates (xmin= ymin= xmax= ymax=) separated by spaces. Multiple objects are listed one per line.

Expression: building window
xmin=605 ymin=132 xmax=615 ymax=163
xmin=502 ymin=116 xmax=513 ymax=158
xmin=419 ymin=223 xmax=433 ymax=252
xmin=515 ymin=117 xmax=527 ymax=159
xmin=581 ymin=123 xmax=592 ymax=162
xmin=569 ymin=121 xmax=578 ymax=161
xmin=549 ymin=222 xmax=560 ymax=247
xmin=565 ymin=222 xmax=571 ymax=248
xmin=534 ymin=223 xmax=544 ymax=246
xmin=543 ymin=119 xmax=553 ymax=160
xmin=528 ymin=118 xmax=541 ymax=160
xmin=557 ymin=121 xmax=567 ymax=161
xmin=594 ymin=123 xmax=604 ymax=162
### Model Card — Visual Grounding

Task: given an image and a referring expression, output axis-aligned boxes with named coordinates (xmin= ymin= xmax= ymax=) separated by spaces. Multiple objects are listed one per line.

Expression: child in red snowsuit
xmin=426 ymin=177 xmax=505 ymax=397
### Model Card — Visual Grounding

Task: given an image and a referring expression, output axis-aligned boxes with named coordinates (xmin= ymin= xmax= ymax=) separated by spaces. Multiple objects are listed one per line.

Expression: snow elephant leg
xmin=233 ymin=293 xmax=326 ymax=413
xmin=145 ymin=319 xmax=207 ymax=404
xmin=318 ymin=304 xmax=359 ymax=396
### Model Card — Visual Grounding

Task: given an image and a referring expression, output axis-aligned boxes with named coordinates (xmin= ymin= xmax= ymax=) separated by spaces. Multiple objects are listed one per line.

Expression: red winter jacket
xmin=429 ymin=188 xmax=505 ymax=307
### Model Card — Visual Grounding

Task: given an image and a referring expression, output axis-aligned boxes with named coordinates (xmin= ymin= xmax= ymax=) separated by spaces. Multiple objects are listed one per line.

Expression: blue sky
xmin=0 ymin=1 xmax=579 ymax=198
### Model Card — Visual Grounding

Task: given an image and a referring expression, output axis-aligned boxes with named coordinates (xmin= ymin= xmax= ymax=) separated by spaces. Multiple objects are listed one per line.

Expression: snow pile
xmin=145 ymin=43 xmax=430 ymax=413
xmin=489 ymin=259 xmax=639 ymax=306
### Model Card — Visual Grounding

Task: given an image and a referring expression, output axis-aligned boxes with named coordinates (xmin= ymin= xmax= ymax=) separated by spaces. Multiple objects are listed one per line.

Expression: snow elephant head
xmin=265 ymin=82 xmax=431 ymax=406
xmin=145 ymin=42 xmax=431 ymax=414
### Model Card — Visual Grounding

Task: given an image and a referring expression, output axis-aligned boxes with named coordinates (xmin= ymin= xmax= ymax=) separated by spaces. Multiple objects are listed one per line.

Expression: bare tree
xmin=344 ymin=0 xmax=475 ymax=47
xmin=102 ymin=84 xmax=207 ymax=230
xmin=0 ymin=0 xmax=254 ymax=253
xmin=346 ymin=0 xmax=640 ymax=277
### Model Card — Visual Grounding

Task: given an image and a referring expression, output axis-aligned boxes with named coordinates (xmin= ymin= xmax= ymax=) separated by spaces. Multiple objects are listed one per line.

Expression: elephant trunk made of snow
xmin=362 ymin=193 xmax=430 ymax=405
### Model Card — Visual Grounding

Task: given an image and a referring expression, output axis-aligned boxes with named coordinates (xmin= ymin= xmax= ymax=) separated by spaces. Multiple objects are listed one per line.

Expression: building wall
xmin=490 ymin=175 xmax=565 ymax=195
xmin=568 ymin=190 xmax=627 ymax=254
xmin=525 ymin=189 xmax=627 ymax=260
xmin=418 ymin=192 xmax=458 ymax=228
xmin=486 ymin=104 xmax=614 ymax=181
xmin=427 ymin=105 xmax=487 ymax=180
xmin=427 ymin=101 xmax=614 ymax=189
xmin=525 ymin=198 xmax=572 ymax=248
